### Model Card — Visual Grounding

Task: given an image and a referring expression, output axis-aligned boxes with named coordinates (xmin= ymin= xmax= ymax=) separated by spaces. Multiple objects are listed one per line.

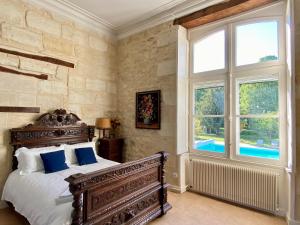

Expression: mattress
xmin=2 ymin=157 xmax=119 ymax=225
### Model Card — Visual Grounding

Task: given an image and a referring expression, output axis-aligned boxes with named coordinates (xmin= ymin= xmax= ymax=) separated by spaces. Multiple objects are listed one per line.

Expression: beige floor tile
xmin=0 ymin=191 xmax=287 ymax=225
xmin=151 ymin=192 xmax=287 ymax=225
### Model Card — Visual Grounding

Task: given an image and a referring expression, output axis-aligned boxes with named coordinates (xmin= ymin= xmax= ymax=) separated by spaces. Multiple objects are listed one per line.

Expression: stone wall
xmin=295 ymin=0 xmax=300 ymax=220
xmin=0 ymin=0 xmax=117 ymax=207
xmin=117 ymin=22 xmax=180 ymax=186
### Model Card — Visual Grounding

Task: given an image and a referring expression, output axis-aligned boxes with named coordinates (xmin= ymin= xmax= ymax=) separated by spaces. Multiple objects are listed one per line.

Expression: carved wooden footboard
xmin=66 ymin=152 xmax=171 ymax=225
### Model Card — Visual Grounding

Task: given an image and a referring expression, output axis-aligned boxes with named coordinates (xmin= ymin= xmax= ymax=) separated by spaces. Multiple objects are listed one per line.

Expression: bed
xmin=2 ymin=109 xmax=171 ymax=225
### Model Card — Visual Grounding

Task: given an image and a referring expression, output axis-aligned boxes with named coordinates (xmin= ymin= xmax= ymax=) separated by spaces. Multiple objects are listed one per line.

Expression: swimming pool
xmin=194 ymin=140 xmax=279 ymax=159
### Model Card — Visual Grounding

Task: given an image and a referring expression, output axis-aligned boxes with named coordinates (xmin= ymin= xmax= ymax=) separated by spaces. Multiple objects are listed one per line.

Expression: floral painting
xmin=136 ymin=90 xmax=161 ymax=129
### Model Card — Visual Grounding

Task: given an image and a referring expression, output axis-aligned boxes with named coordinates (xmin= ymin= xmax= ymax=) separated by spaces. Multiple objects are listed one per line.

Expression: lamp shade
xmin=95 ymin=118 xmax=111 ymax=129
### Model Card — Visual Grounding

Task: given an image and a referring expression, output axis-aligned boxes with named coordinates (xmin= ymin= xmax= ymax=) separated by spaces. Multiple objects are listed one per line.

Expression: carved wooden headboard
xmin=10 ymin=109 xmax=95 ymax=170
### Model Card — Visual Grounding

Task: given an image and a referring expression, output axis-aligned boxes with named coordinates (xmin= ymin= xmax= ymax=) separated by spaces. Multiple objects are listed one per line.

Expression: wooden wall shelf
xmin=0 ymin=66 xmax=48 ymax=80
xmin=0 ymin=107 xmax=40 ymax=113
xmin=0 ymin=48 xmax=75 ymax=68
xmin=0 ymin=47 xmax=75 ymax=80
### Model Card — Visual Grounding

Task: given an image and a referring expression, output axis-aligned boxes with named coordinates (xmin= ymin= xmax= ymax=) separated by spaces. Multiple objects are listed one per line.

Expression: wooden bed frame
xmin=9 ymin=109 xmax=171 ymax=225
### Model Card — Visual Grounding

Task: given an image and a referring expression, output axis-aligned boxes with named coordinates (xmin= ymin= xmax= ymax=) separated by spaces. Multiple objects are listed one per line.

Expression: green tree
xmin=239 ymin=80 xmax=279 ymax=145
xmin=195 ymin=86 xmax=224 ymax=134
xmin=259 ymin=55 xmax=278 ymax=62
xmin=240 ymin=81 xmax=278 ymax=115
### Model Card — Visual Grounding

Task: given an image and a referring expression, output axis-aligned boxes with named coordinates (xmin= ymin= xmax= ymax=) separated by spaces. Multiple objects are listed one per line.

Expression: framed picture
xmin=136 ymin=90 xmax=161 ymax=129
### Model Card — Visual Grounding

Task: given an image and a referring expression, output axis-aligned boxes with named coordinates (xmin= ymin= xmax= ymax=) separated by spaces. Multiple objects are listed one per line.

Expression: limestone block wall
xmin=0 ymin=0 xmax=117 ymax=207
xmin=117 ymin=22 xmax=179 ymax=186
xmin=295 ymin=0 xmax=300 ymax=220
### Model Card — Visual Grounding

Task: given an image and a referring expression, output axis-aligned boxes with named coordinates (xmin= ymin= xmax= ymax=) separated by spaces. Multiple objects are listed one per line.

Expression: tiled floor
xmin=0 ymin=191 xmax=287 ymax=225
xmin=151 ymin=192 xmax=287 ymax=225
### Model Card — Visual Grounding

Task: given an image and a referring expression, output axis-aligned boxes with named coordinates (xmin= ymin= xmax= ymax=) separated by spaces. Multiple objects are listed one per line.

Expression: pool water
xmin=195 ymin=141 xmax=279 ymax=159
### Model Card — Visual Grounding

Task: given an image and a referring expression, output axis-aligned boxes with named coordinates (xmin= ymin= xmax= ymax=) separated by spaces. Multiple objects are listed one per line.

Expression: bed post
xmin=66 ymin=173 xmax=85 ymax=225
xmin=159 ymin=151 xmax=172 ymax=215
xmin=87 ymin=126 xmax=95 ymax=141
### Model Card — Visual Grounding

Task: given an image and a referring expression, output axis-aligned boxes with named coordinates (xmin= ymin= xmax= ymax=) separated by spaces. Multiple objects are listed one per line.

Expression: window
xmin=237 ymin=79 xmax=280 ymax=160
xmin=189 ymin=10 xmax=286 ymax=165
xmin=193 ymin=30 xmax=226 ymax=73
xmin=193 ymin=85 xmax=225 ymax=154
xmin=236 ymin=21 xmax=279 ymax=66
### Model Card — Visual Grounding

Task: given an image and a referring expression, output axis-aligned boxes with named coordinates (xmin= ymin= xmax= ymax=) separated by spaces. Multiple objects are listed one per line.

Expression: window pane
xmin=195 ymin=86 xmax=224 ymax=115
xmin=193 ymin=30 xmax=225 ymax=73
xmin=239 ymin=80 xmax=278 ymax=115
xmin=194 ymin=117 xmax=225 ymax=153
xmin=236 ymin=21 xmax=279 ymax=66
xmin=239 ymin=118 xmax=279 ymax=159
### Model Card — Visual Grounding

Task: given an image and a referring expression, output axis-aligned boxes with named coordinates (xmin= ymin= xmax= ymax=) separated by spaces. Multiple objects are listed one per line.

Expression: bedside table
xmin=97 ymin=138 xmax=124 ymax=163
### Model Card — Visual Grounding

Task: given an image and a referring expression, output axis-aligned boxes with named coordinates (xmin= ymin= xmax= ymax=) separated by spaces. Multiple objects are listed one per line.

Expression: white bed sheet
xmin=2 ymin=158 xmax=119 ymax=225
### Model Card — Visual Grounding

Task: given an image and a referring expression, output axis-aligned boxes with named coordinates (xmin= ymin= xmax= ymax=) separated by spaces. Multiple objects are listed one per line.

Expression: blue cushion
xmin=75 ymin=147 xmax=97 ymax=166
xmin=40 ymin=150 xmax=69 ymax=174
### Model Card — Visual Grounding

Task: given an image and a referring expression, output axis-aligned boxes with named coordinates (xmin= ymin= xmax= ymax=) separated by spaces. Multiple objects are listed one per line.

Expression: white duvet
xmin=2 ymin=158 xmax=119 ymax=225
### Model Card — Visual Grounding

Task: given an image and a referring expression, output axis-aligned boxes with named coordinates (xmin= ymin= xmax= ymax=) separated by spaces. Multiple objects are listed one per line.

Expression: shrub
xmin=240 ymin=129 xmax=258 ymax=136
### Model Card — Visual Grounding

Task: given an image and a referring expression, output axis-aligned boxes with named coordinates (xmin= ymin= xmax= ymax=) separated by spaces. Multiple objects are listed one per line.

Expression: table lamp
xmin=95 ymin=118 xmax=111 ymax=139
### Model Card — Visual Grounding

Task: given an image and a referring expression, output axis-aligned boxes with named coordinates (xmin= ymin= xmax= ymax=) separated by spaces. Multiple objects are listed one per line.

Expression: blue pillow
xmin=40 ymin=150 xmax=69 ymax=174
xmin=75 ymin=147 xmax=97 ymax=166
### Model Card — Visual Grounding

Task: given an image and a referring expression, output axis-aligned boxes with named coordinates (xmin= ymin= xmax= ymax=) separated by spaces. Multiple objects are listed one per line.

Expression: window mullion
xmin=228 ymin=23 xmax=234 ymax=160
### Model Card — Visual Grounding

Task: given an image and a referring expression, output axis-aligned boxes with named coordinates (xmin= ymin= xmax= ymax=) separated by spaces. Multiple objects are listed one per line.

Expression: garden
xmin=194 ymin=79 xmax=279 ymax=150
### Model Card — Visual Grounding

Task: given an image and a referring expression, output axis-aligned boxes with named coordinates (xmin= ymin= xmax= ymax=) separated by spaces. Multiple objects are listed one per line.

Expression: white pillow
xmin=65 ymin=142 xmax=97 ymax=164
xmin=15 ymin=145 xmax=63 ymax=157
xmin=15 ymin=145 xmax=65 ymax=175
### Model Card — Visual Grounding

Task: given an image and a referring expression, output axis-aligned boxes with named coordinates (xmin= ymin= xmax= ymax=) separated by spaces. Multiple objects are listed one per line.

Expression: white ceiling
xmin=67 ymin=0 xmax=188 ymax=29
xmin=29 ymin=0 xmax=222 ymax=39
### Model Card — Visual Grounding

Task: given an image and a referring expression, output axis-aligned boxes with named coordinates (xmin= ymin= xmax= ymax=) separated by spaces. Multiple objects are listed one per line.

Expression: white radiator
xmin=189 ymin=159 xmax=279 ymax=213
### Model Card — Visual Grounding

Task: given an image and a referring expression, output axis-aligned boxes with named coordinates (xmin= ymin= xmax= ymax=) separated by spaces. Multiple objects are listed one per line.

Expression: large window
xmin=189 ymin=12 xmax=286 ymax=165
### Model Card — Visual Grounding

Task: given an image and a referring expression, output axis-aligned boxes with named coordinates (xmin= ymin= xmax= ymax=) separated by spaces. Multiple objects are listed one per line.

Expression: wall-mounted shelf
xmin=0 ymin=47 xmax=75 ymax=80
xmin=0 ymin=66 xmax=48 ymax=80
xmin=0 ymin=107 xmax=40 ymax=113
xmin=0 ymin=48 xmax=75 ymax=68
